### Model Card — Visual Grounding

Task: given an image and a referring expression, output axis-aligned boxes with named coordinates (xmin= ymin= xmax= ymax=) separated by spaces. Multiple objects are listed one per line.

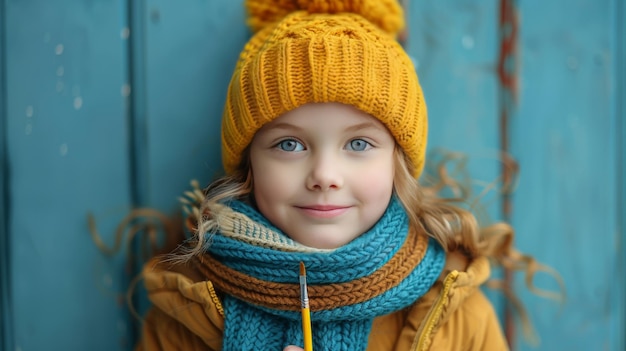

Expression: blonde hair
xmin=394 ymin=146 xmax=509 ymax=259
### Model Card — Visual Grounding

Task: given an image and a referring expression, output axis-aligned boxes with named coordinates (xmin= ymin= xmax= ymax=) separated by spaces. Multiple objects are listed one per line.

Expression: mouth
xmin=295 ymin=205 xmax=351 ymax=219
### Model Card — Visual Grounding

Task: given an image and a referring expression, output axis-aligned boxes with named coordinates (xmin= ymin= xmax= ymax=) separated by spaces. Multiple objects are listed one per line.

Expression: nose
xmin=305 ymin=152 xmax=343 ymax=191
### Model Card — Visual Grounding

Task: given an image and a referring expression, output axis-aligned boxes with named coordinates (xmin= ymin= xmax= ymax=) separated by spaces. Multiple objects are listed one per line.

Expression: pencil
xmin=299 ymin=262 xmax=313 ymax=351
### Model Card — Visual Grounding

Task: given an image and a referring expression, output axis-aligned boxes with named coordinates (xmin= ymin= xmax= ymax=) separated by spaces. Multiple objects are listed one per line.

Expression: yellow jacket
xmin=136 ymin=252 xmax=509 ymax=351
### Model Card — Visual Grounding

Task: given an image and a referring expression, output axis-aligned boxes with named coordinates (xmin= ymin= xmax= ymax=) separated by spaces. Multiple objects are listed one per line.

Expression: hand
xmin=283 ymin=346 xmax=304 ymax=351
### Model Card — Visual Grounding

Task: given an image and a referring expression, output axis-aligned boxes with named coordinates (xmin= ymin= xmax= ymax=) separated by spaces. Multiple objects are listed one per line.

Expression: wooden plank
xmin=406 ymin=0 xmax=506 ymax=318
xmin=615 ymin=0 xmax=626 ymax=349
xmin=0 ymin=0 xmax=13 ymax=349
xmin=5 ymin=0 xmax=134 ymax=349
xmin=138 ymin=0 xmax=248 ymax=211
xmin=512 ymin=0 xmax=622 ymax=350
xmin=406 ymin=0 xmax=504 ymax=224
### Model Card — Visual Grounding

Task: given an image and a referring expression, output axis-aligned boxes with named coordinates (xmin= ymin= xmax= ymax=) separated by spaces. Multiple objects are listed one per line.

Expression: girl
xmin=135 ymin=0 xmax=548 ymax=350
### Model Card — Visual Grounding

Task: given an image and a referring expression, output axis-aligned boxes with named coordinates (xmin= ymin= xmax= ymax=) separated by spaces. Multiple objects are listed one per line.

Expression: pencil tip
xmin=300 ymin=261 xmax=306 ymax=276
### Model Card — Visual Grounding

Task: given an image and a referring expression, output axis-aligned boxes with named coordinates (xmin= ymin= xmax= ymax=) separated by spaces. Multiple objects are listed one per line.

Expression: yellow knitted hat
xmin=222 ymin=0 xmax=428 ymax=177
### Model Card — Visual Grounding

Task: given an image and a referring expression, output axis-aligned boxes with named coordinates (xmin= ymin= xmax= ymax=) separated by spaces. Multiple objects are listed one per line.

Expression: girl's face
xmin=250 ymin=102 xmax=395 ymax=249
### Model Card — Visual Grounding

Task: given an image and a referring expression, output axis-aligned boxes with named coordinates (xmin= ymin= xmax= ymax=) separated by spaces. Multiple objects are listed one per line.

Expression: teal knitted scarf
xmin=195 ymin=198 xmax=446 ymax=351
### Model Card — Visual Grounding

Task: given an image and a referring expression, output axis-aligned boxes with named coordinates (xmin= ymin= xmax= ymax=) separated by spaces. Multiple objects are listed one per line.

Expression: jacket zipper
xmin=413 ymin=271 xmax=459 ymax=351
xmin=206 ymin=280 xmax=225 ymax=317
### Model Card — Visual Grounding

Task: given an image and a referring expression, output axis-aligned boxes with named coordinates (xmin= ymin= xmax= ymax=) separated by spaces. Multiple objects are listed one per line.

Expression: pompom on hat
xmin=221 ymin=0 xmax=428 ymax=177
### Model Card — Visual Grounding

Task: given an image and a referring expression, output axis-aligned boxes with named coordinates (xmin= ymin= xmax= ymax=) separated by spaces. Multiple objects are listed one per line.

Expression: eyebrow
xmin=343 ymin=121 xmax=387 ymax=133
xmin=261 ymin=122 xmax=304 ymax=132
xmin=263 ymin=121 xmax=386 ymax=133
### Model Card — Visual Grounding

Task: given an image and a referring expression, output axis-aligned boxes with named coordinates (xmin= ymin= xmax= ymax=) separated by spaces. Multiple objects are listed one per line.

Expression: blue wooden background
xmin=1 ymin=1 xmax=624 ymax=350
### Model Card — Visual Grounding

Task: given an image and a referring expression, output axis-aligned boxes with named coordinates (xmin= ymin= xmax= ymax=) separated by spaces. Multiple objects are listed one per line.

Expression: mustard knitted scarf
xmin=194 ymin=198 xmax=445 ymax=351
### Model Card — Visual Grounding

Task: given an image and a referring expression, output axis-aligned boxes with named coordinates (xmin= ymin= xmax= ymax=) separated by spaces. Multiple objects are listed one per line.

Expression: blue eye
xmin=277 ymin=139 xmax=305 ymax=152
xmin=347 ymin=139 xmax=371 ymax=151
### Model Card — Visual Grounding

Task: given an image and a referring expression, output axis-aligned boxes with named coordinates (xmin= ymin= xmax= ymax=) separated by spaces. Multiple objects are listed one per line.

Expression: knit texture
xmin=194 ymin=198 xmax=446 ymax=350
xmin=221 ymin=0 xmax=428 ymax=177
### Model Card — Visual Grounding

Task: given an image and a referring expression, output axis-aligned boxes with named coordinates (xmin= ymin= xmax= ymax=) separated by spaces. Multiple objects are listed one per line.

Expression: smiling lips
xmin=296 ymin=205 xmax=351 ymax=218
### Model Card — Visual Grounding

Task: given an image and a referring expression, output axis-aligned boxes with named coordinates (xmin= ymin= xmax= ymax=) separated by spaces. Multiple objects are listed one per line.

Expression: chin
xmin=305 ymin=234 xmax=357 ymax=250
xmin=312 ymin=242 xmax=343 ymax=250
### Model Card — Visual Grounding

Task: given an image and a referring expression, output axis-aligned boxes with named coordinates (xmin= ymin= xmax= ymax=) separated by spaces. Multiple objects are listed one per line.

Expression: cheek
xmin=365 ymin=175 xmax=394 ymax=202
xmin=354 ymin=157 xmax=395 ymax=196
xmin=252 ymin=162 xmax=294 ymax=201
